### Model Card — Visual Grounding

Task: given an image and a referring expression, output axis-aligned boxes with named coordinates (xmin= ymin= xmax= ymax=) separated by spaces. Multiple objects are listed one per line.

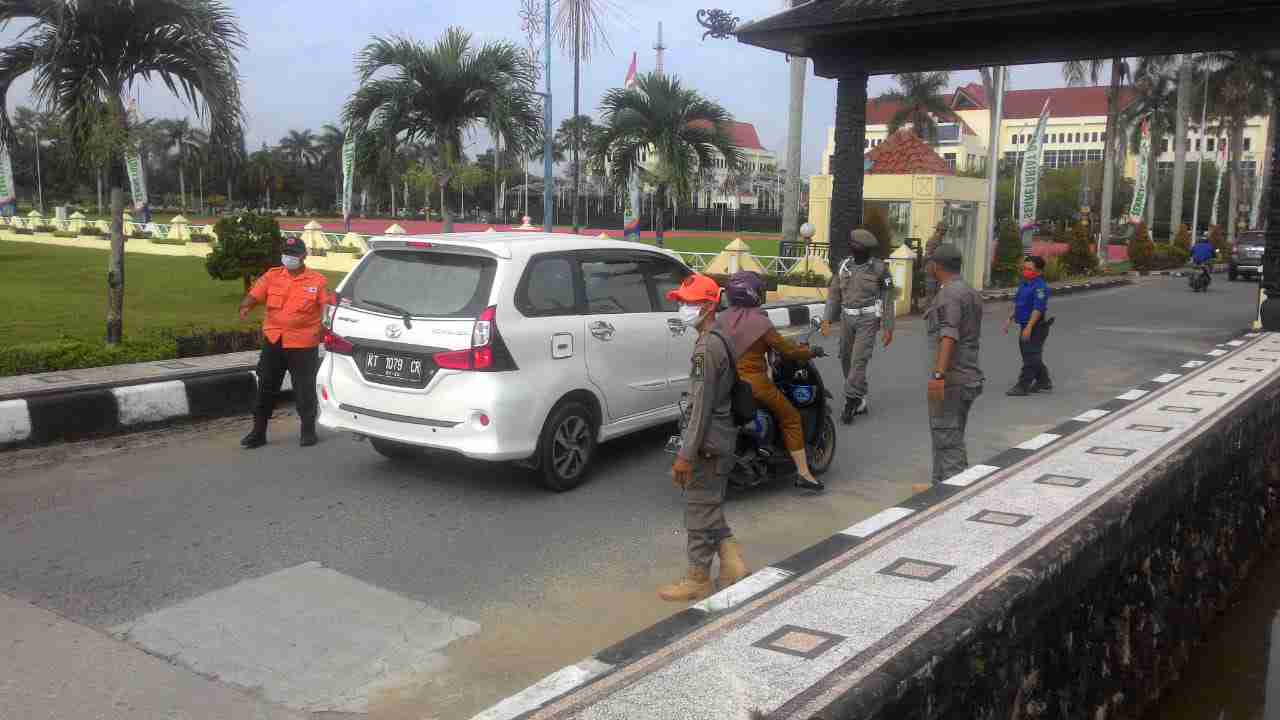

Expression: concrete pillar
xmin=888 ymin=243 xmax=915 ymax=317
xmin=167 ymin=214 xmax=191 ymax=241
xmin=1261 ymin=94 xmax=1280 ymax=330
xmin=829 ymin=69 xmax=869 ymax=273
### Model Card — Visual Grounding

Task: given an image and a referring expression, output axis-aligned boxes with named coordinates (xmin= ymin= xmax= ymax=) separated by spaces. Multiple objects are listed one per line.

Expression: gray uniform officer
xmin=822 ymin=229 xmax=895 ymax=424
xmin=924 ymin=244 xmax=985 ymax=485
xmin=660 ymin=274 xmax=748 ymax=603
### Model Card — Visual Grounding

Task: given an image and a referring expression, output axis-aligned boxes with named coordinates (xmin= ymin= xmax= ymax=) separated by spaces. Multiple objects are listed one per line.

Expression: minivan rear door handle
xmin=589 ymin=321 xmax=615 ymax=341
xmin=667 ymin=318 xmax=686 ymax=335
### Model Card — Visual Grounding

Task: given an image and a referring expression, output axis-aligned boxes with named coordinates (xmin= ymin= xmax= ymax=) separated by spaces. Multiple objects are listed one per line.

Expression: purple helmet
xmin=725 ymin=271 xmax=765 ymax=307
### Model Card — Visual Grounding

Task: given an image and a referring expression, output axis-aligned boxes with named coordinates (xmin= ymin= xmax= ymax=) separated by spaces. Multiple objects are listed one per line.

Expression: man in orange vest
xmin=237 ymin=236 xmax=329 ymax=448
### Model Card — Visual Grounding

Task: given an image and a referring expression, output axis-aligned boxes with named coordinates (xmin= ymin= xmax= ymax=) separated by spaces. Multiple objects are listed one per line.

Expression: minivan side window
xmin=645 ymin=258 xmax=693 ymax=313
xmin=582 ymin=259 xmax=654 ymax=314
xmin=517 ymin=256 xmax=580 ymax=317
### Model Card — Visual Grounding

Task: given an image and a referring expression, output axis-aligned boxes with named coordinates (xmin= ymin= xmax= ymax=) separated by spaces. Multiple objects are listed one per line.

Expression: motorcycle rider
xmin=717 ymin=271 xmax=828 ymax=492
xmin=1191 ymin=235 xmax=1215 ymax=288
xmin=822 ymin=229 xmax=895 ymax=424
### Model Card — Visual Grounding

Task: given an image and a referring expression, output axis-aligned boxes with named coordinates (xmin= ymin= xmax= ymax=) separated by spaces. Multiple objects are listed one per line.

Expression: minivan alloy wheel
xmin=553 ymin=416 xmax=590 ymax=479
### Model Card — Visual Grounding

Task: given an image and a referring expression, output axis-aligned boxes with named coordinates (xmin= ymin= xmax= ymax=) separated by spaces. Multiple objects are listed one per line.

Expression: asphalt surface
xmin=0 ymin=274 xmax=1262 ymax=720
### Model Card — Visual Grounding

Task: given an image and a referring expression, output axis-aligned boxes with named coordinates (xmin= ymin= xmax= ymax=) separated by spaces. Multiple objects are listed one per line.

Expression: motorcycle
xmin=667 ymin=319 xmax=838 ymax=490
xmin=1189 ymin=263 xmax=1211 ymax=292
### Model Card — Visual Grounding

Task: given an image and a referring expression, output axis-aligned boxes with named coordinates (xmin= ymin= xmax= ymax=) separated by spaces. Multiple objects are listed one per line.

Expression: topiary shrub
xmin=992 ymin=218 xmax=1025 ymax=287
xmin=205 ymin=213 xmax=284 ymax=292
xmin=13 ymin=227 xmax=33 ymax=235
xmin=150 ymin=237 xmax=188 ymax=246
xmin=33 ymin=224 xmax=57 ymax=233
xmin=79 ymin=225 xmax=104 ymax=236
xmin=1172 ymin=224 xmax=1192 ymax=254
xmin=1129 ymin=222 xmax=1156 ymax=271
xmin=189 ymin=233 xmax=213 ymax=243
xmin=52 ymin=230 xmax=79 ymax=239
xmin=1062 ymin=219 xmax=1099 ymax=276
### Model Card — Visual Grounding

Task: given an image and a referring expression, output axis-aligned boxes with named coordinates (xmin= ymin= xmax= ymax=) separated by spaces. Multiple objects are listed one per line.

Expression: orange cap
xmin=666 ymin=273 xmax=722 ymax=304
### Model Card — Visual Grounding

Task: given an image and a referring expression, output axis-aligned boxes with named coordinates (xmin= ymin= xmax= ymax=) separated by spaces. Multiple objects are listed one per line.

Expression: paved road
xmin=0 ymin=275 xmax=1261 ymax=719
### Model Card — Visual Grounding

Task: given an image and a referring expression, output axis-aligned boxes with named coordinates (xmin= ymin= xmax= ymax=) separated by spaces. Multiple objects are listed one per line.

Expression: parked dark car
xmin=1229 ymin=230 xmax=1266 ymax=281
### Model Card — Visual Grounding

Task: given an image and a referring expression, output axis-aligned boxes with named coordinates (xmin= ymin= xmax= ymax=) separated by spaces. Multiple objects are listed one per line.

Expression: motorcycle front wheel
xmin=807 ymin=414 xmax=838 ymax=476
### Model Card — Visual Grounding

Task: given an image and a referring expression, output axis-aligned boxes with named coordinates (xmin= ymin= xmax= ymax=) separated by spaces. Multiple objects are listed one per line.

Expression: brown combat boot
xmin=658 ymin=567 xmax=714 ymax=602
xmin=717 ymin=539 xmax=749 ymax=589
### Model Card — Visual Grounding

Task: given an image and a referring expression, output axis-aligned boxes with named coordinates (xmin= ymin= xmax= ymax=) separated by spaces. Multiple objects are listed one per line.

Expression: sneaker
xmin=1006 ymin=384 xmax=1031 ymax=397
xmin=1031 ymin=382 xmax=1054 ymax=394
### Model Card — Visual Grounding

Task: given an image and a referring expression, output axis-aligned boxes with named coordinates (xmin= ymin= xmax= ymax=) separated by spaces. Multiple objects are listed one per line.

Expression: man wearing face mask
xmin=660 ymin=273 xmax=746 ymax=603
xmin=237 ymin=236 xmax=330 ymax=449
xmin=1003 ymin=255 xmax=1053 ymax=396
xmin=821 ymin=228 xmax=895 ymax=424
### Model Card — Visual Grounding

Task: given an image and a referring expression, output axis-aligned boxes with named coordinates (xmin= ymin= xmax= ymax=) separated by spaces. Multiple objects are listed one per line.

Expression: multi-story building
xmin=637 ymin=120 xmax=780 ymax=211
xmin=821 ymin=83 xmax=1272 ymax=208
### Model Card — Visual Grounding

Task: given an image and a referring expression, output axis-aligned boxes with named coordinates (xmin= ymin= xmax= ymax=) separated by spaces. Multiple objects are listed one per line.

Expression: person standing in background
xmin=821 ymin=229 xmax=895 ymax=424
xmin=924 ymin=245 xmax=984 ymax=487
xmin=1004 ymin=255 xmax=1053 ymax=396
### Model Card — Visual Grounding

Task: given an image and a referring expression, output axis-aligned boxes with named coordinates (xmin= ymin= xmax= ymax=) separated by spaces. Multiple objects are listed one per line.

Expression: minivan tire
xmin=370 ymin=437 xmax=422 ymax=461
xmin=534 ymin=401 xmax=598 ymax=492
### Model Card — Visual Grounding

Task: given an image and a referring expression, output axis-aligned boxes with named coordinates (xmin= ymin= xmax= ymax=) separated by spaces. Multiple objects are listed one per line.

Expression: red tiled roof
xmin=867 ymin=85 xmax=1138 ymax=124
xmin=865 ymin=129 xmax=955 ymax=176
xmin=866 ymin=98 xmax=975 ymax=137
xmin=998 ymin=86 xmax=1137 ymax=119
xmin=953 ymin=82 xmax=987 ymax=109
xmin=688 ymin=119 xmax=766 ymax=151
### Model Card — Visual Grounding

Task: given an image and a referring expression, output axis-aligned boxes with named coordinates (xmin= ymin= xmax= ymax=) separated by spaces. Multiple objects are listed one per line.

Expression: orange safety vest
xmin=249 ymin=266 xmax=330 ymax=348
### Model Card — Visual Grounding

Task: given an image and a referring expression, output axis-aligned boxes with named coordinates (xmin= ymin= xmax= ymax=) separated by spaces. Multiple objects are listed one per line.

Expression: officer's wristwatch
xmin=930 ymin=372 xmax=945 ymax=381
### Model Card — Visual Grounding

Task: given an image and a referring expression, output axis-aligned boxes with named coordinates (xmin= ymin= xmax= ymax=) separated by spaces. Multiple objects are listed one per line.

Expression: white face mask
xmin=281 ymin=255 xmax=302 ymax=270
xmin=678 ymin=303 xmax=705 ymax=328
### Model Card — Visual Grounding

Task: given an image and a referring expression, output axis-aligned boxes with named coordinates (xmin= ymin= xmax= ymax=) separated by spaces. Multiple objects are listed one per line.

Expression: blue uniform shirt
xmin=1191 ymin=241 xmax=1215 ymax=264
xmin=1013 ymin=275 xmax=1049 ymax=325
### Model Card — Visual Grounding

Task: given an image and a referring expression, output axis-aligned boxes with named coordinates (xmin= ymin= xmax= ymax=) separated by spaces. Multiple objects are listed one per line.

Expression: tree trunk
xmin=106 ymin=185 xmax=126 ymax=344
xmin=571 ymin=5 xmax=581 ymax=235
xmin=1229 ymin=124 xmax=1244 ymax=245
xmin=1099 ymin=58 xmax=1123 ymax=259
xmin=781 ymin=34 xmax=807 ymax=247
xmin=829 ymin=70 xmax=870 ymax=271
xmin=390 ymin=180 xmax=396 ymax=217
xmin=441 ymin=178 xmax=455 ymax=233
xmin=1171 ymin=56 xmax=1191 ymax=236
xmin=1148 ymin=120 xmax=1160 ymax=233
xmin=179 ymin=164 xmax=187 ymax=211
xmin=654 ymin=183 xmax=666 ymax=247
xmin=96 ymin=169 xmax=103 ymax=215
xmin=1259 ymin=99 xmax=1278 ymax=231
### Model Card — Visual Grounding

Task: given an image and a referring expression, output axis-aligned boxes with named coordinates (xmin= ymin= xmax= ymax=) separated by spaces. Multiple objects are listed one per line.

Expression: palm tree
xmin=1170 ymin=55 xmax=1194 ymax=239
xmin=877 ymin=72 xmax=954 ymax=143
xmin=1123 ymin=57 xmax=1177 ymax=233
xmin=1064 ymin=58 xmax=1130 ymax=252
xmin=317 ymin=124 xmax=346 ymax=211
xmin=1200 ymin=52 xmax=1269 ymax=245
xmin=554 ymin=0 xmax=617 ymax=234
xmin=344 ymin=29 xmax=540 ymax=233
xmin=278 ymin=129 xmax=319 ymax=170
xmin=246 ymin=144 xmax=280 ymax=210
xmin=0 ymin=0 xmax=244 ymax=344
xmin=593 ymin=72 xmax=742 ymax=247
xmin=161 ymin=118 xmax=203 ymax=211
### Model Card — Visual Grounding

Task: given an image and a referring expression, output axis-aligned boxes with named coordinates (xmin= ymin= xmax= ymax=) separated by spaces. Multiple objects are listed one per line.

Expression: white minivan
xmin=317 ymin=232 xmax=697 ymax=490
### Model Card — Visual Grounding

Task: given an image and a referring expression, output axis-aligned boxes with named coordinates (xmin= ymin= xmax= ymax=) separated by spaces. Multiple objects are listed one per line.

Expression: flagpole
xmin=541 ymin=0 xmax=553 ymax=233
xmin=1190 ymin=64 xmax=1209 ymax=238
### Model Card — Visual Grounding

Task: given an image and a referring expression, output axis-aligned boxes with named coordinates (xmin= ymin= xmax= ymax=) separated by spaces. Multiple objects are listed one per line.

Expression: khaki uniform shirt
xmin=824 ymin=257 xmax=895 ymax=332
xmin=926 ymin=279 xmax=984 ymax=387
xmin=679 ymin=331 xmax=737 ymax=460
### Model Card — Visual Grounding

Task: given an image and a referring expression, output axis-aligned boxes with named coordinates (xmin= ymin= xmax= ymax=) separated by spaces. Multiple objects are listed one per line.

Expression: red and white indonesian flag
xmin=624 ymin=51 xmax=638 ymax=90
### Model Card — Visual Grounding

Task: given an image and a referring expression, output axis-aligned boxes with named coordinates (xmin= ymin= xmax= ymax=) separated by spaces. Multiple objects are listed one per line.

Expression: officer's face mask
xmin=678 ymin=303 xmax=706 ymax=328
xmin=1022 ymin=269 xmax=1039 ymax=281
xmin=281 ymin=255 xmax=302 ymax=270
xmin=851 ymin=249 xmax=871 ymax=264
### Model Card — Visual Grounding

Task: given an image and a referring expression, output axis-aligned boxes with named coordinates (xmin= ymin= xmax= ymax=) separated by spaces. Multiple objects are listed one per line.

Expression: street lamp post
xmin=543 ymin=0 xmax=553 ymax=233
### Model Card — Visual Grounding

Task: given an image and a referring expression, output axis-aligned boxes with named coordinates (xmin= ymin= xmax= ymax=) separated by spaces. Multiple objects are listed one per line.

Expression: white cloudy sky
xmin=3 ymin=0 xmax=1089 ymax=174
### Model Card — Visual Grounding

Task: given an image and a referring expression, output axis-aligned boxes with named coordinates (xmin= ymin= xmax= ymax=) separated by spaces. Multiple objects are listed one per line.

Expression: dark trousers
xmin=1017 ymin=321 xmax=1052 ymax=389
xmin=254 ymin=338 xmax=320 ymax=428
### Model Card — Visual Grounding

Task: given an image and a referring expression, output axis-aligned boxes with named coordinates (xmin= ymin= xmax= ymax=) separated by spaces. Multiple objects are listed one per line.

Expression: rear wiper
xmin=362 ymin=299 xmax=414 ymax=329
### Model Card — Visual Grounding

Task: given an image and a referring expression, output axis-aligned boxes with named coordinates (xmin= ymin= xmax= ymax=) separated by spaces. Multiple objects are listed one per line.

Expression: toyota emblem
xmin=385 ymin=323 xmax=403 ymax=339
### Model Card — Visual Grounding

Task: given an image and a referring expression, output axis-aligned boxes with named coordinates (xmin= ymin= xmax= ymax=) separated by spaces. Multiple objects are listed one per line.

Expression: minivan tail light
xmin=323 ymin=330 xmax=354 ymax=355
xmin=407 ymin=241 xmax=433 ymax=249
xmin=433 ymin=305 xmax=514 ymax=372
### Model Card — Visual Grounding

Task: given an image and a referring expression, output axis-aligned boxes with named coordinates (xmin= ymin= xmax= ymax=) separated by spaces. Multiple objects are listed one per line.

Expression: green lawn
xmin=650 ymin=233 xmax=781 ymax=256
xmin=0 ymin=241 xmax=344 ymax=346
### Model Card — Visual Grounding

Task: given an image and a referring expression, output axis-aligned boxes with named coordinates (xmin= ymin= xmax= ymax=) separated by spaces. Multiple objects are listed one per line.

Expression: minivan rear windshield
xmin=345 ymin=250 xmax=497 ymax=318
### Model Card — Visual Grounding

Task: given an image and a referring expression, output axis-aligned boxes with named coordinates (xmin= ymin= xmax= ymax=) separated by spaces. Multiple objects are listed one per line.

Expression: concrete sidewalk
xmin=0 ymin=591 xmax=301 ymax=720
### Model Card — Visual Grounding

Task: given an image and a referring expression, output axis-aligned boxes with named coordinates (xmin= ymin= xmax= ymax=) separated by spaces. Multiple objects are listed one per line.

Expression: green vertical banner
xmin=342 ymin=126 xmax=355 ymax=225
xmin=1127 ymin=118 xmax=1151 ymax=224
xmin=125 ymin=99 xmax=148 ymax=211
xmin=0 ymin=140 xmax=14 ymax=208
xmin=1018 ymin=99 xmax=1051 ymax=247
xmin=622 ymin=52 xmax=641 ymax=241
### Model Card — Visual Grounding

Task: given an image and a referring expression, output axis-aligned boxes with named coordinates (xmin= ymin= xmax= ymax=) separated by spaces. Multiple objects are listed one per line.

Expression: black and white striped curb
xmin=0 ymin=370 xmax=291 ymax=448
xmin=979 ymin=275 xmax=1130 ymax=302
xmin=468 ymin=327 xmax=1271 ymax=720
xmin=1131 ymin=263 xmax=1231 ymax=277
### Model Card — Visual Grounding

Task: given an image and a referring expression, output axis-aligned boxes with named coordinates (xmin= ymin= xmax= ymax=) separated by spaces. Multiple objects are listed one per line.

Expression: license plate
xmin=363 ymin=352 xmax=425 ymax=383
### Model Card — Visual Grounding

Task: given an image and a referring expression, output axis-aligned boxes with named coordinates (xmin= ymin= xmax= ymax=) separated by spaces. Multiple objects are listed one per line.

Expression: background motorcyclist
xmin=1190 ymin=236 xmax=1215 ymax=289
xmin=717 ymin=271 xmax=827 ymax=492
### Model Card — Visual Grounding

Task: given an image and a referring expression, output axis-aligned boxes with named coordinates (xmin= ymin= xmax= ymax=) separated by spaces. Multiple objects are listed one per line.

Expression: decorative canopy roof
xmin=865 ymin=129 xmax=955 ymax=176
xmin=735 ymin=0 xmax=1280 ymax=77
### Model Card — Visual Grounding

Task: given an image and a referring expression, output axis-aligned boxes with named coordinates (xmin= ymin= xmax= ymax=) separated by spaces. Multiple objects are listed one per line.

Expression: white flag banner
xmin=125 ymin=99 xmax=148 ymax=211
xmin=623 ymin=52 xmax=642 ymax=241
xmin=341 ymin=126 xmax=355 ymax=223
xmin=0 ymin=139 xmax=15 ymax=207
xmin=1018 ymin=99 xmax=1051 ymax=234
xmin=1210 ymin=143 xmax=1226 ymax=227
xmin=1127 ymin=118 xmax=1151 ymax=224
xmin=1249 ymin=163 xmax=1263 ymax=229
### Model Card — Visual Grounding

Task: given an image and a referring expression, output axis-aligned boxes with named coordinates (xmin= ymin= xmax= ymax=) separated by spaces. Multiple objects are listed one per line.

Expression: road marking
xmin=1073 ymin=409 xmax=1111 ymax=422
xmin=1151 ymin=373 xmax=1182 ymax=384
xmin=0 ymin=398 xmax=31 ymax=443
xmin=942 ymin=464 xmax=1002 ymax=488
xmin=1182 ymin=361 xmax=1207 ymax=368
xmin=113 ymin=561 xmax=478 ymax=714
xmin=112 ymin=381 xmax=190 ymax=426
xmin=840 ymin=507 xmax=916 ymax=537
xmin=1208 ymin=349 xmax=1228 ymax=356
xmin=1116 ymin=390 xmax=1148 ymax=401
xmin=693 ymin=567 xmax=795 ymax=613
